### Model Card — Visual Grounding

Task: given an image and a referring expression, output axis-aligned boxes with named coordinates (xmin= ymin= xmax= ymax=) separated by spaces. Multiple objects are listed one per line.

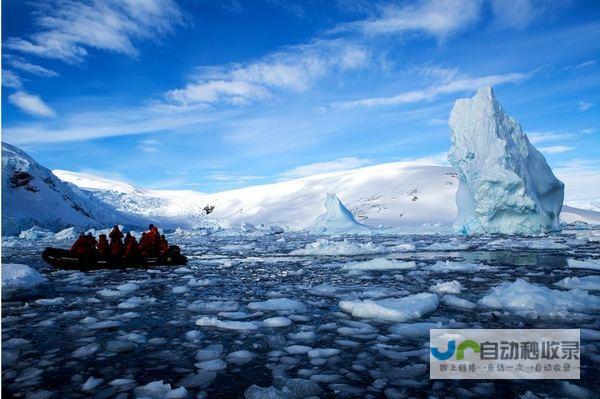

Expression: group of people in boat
xmin=70 ymin=224 xmax=170 ymax=264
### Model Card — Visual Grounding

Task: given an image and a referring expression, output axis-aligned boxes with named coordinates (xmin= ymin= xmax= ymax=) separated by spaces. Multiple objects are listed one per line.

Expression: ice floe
xmin=2 ymin=263 xmax=46 ymax=298
xmin=342 ymin=258 xmax=416 ymax=271
xmin=196 ymin=316 xmax=258 ymax=331
xmin=554 ymin=276 xmax=600 ymax=291
xmin=480 ymin=279 xmax=600 ymax=317
xmin=339 ymin=293 xmax=439 ymax=322
xmin=247 ymin=298 xmax=306 ymax=312
xmin=290 ymin=239 xmax=387 ymax=256
xmin=429 ymin=280 xmax=464 ymax=294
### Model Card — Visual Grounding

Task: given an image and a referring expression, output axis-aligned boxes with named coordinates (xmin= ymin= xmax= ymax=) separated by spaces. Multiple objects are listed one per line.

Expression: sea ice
xmin=554 ymin=276 xmax=600 ymax=291
xmin=339 ymin=293 xmax=439 ymax=322
xmin=429 ymin=280 xmax=464 ymax=294
xmin=81 ymin=376 xmax=103 ymax=391
xmin=262 ymin=317 xmax=293 ymax=327
xmin=226 ymin=350 xmax=255 ymax=365
xmin=569 ymin=259 xmax=600 ymax=271
xmin=134 ymin=380 xmax=188 ymax=399
xmin=440 ymin=295 xmax=478 ymax=310
xmin=2 ymin=263 xmax=46 ymax=298
xmin=196 ymin=316 xmax=258 ymax=331
xmin=480 ymin=279 xmax=600 ymax=317
xmin=388 ymin=322 xmax=443 ymax=337
xmin=425 ymin=261 xmax=490 ymax=273
xmin=342 ymin=258 xmax=416 ymax=271
xmin=290 ymin=239 xmax=387 ymax=256
xmin=247 ymin=298 xmax=306 ymax=312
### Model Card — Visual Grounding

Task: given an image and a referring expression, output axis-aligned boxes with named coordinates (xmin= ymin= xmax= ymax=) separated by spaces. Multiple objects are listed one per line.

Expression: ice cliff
xmin=448 ymin=87 xmax=564 ymax=235
xmin=314 ymin=193 xmax=368 ymax=233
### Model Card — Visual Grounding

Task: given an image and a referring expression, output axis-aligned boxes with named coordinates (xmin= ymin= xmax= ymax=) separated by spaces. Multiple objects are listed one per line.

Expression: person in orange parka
xmin=159 ymin=234 xmax=169 ymax=258
xmin=97 ymin=234 xmax=109 ymax=258
xmin=124 ymin=234 xmax=141 ymax=263
xmin=109 ymin=225 xmax=124 ymax=262
xmin=139 ymin=232 xmax=151 ymax=258
xmin=146 ymin=224 xmax=160 ymax=256
xmin=70 ymin=234 xmax=88 ymax=256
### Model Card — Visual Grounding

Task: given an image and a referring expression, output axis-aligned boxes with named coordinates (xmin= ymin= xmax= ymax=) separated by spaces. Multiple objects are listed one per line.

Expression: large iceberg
xmin=448 ymin=87 xmax=564 ymax=235
xmin=314 ymin=193 xmax=369 ymax=233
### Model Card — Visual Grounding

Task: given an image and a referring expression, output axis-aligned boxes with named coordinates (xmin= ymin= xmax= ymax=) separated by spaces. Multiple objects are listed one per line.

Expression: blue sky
xmin=2 ymin=0 xmax=599 ymax=198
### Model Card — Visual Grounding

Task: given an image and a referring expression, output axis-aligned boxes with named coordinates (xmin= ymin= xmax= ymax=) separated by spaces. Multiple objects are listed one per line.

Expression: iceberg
xmin=448 ymin=87 xmax=564 ymax=235
xmin=2 ymin=263 xmax=46 ymax=299
xmin=314 ymin=193 xmax=368 ymax=233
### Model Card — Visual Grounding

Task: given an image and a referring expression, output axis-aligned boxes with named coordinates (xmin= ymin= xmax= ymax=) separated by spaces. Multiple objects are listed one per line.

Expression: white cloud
xmin=573 ymin=59 xmax=596 ymax=70
xmin=538 ymin=145 xmax=575 ymax=154
xmin=138 ymin=139 xmax=161 ymax=153
xmin=400 ymin=152 xmax=450 ymax=165
xmin=8 ymin=91 xmax=56 ymax=117
xmin=8 ymin=58 xmax=58 ymax=77
xmin=527 ymin=131 xmax=576 ymax=144
xmin=164 ymin=39 xmax=370 ymax=107
xmin=555 ymin=159 xmax=600 ymax=203
xmin=206 ymin=173 xmax=263 ymax=183
xmin=491 ymin=0 xmax=542 ymax=29
xmin=2 ymin=70 xmax=23 ymax=88
xmin=578 ymin=101 xmax=593 ymax=111
xmin=278 ymin=157 xmax=372 ymax=180
xmin=332 ymin=71 xmax=526 ymax=109
xmin=5 ymin=0 xmax=185 ymax=63
xmin=334 ymin=0 xmax=482 ymax=40
xmin=427 ymin=117 xmax=448 ymax=126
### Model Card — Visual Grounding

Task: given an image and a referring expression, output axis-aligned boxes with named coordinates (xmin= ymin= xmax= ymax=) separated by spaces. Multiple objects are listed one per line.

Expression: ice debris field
xmin=2 ymin=228 xmax=600 ymax=398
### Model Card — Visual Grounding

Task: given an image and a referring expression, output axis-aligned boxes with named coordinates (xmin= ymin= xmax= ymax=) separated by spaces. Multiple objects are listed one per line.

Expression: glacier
xmin=448 ymin=87 xmax=565 ymax=235
xmin=313 ymin=193 xmax=369 ymax=233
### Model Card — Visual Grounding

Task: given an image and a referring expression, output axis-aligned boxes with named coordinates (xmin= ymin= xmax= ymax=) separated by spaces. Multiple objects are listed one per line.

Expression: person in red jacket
xmin=124 ymin=234 xmax=141 ymax=264
xmin=159 ymin=234 xmax=169 ymax=258
xmin=70 ymin=234 xmax=88 ymax=256
xmin=139 ymin=232 xmax=150 ymax=258
xmin=97 ymin=234 xmax=109 ymax=258
xmin=108 ymin=225 xmax=124 ymax=264
xmin=146 ymin=224 xmax=160 ymax=256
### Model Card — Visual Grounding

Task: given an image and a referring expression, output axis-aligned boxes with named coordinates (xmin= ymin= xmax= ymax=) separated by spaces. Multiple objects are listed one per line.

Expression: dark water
xmin=2 ymin=230 xmax=600 ymax=398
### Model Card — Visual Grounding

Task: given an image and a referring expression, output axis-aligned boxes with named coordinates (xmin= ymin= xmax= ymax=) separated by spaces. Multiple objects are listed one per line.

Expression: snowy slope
xmin=2 ymin=142 xmax=146 ymax=236
xmin=56 ymin=162 xmax=460 ymax=230
xmin=56 ymin=162 xmax=600 ymax=231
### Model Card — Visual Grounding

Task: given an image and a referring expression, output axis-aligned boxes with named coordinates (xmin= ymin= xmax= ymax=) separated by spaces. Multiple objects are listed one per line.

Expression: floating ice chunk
xmin=485 ymin=238 xmax=569 ymax=250
xmin=339 ymin=293 xmax=439 ymax=322
xmin=196 ymin=344 xmax=223 ymax=361
xmin=429 ymin=280 xmax=464 ymax=294
xmin=389 ymin=243 xmax=416 ymax=252
xmin=188 ymin=300 xmax=238 ymax=312
xmin=308 ymin=348 xmax=340 ymax=358
xmin=134 ymin=380 xmax=188 ymax=399
xmin=35 ymin=297 xmax=65 ymax=306
xmin=178 ymin=371 xmax=216 ymax=389
xmin=196 ymin=316 xmax=258 ymax=331
xmin=425 ymin=240 xmax=472 ymax=251
xmin=263 ymin=317 xmax=292 ymax=327
xmin=2 ymin=263 xmax=46 ymax=298
xmin=284 ymin=345 xmax=313 ymax=355
xmin=336 ymin=320 xmax=378 ymax=337
xmin=106 ymin=339 xmax=137 ymax=353
xmin=172 ymin=286 xmax=189 ymax=294
xmin=97 ymin=289 xmax=123 ymax=297
xmin=568 ymin=259 xmax=600 ymax=271
xmin=188 ymin=278 xmax=212 ymax=287
xmin=441 ymin=295 xmax=477 ymax=310
xmin=19 ymin=226 xmax=54 ymax=240
xmin=226 ymin=350 xmax=255 ymax=365
xmin=72 ymin=343 xmax=99 ymax=358
xmin=116 ymin=283 xmax=139 ymax=292
xmin=122 ymin=332 xmax=147 ymax=344
xmin=313 ymin=193 xmax=369 ymax=233
xmin=185 ymin=330 xmax=204 ymax=342
xmin=343 ymin=258 xmax=416 ymax=271
xmin=117 ymin=296 xmax=156 ymax=309
xmin=290 ymin=239 xmax=387 ymax=256
xmin=480 ymin=279 xmax=600 ymax=317
xmin=425 ymin=261 xmax=491 ymax=273
xmin=109 ymin=378 xmax=136 ymax=388
xmin=81 ymin=376 xmax=103 ymax=391
xmin=273 ymin=376 xmax=322 ymax=397
xmin=195 ymin=359 xmax=227 ymax=371
xmin=287 ymin=331 xmax=316 ymax=342
xmin=174 ymin=267 xmax=192 ymax=273
xmin=54 ymin=227 xmax=78 ymax=241
xmin=389 ymin=322 xmax=443 ymax=337
xmin=554 ymin=276 xmax=600 ymax=291
xmin=248 ymin=298 xmax=306 ymax=312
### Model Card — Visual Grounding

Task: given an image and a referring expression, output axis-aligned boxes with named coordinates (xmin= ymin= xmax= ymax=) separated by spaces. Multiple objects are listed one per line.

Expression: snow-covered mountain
xmin=2 ymin=142 xmax=146 ymax=236
xmin=3 ymin=141 xmax=599 ymax=236
xmin=55 ymin=162 xmax=463 ymax=231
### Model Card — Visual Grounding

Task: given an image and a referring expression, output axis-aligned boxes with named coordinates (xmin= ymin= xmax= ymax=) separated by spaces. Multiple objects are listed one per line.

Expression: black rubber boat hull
xmin=42 ymin=246 xmax=188 ymax=271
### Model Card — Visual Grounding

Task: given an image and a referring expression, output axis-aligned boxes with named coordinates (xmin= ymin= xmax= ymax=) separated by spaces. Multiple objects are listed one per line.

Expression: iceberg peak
xmin=314 ymin=193 xmax=368 ymax=233
xmin=448 ymin=87 xmax=564 ymax=235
